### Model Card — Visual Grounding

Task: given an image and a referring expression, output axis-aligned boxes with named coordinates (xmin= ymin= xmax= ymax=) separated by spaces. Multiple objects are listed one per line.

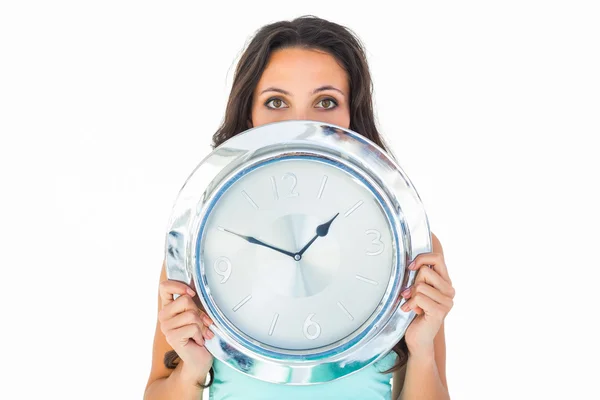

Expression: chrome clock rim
xmin=165 ymin=120 xmax=431 ymax=384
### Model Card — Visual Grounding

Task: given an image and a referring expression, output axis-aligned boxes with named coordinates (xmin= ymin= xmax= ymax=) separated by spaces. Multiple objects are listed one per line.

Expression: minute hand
xmin=296 ymin=213 xmax=340 ymax=258
xmin=222 ymin=228 xmax=296 ymax=258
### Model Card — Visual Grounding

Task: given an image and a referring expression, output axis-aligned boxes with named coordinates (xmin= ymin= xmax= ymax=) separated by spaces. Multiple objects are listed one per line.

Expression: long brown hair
xmin=164 ymin=15 xmax=407 ymax=388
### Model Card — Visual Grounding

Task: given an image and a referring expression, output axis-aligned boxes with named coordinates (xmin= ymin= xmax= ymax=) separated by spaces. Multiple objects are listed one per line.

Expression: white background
xmin=1 ymin=1 xmax=599 ymax=399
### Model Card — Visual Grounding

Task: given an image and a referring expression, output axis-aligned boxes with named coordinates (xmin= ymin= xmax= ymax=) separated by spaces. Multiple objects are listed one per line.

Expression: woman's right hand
xmin=158 ymin=280 xmax=214 ymax=382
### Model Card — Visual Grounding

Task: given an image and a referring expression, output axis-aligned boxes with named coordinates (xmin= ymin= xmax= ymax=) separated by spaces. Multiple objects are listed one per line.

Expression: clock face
xmin=199 ymin=157 xmax=395 ymax=351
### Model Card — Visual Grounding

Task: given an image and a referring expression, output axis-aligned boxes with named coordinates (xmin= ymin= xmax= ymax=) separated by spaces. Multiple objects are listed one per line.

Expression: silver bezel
xmin=165 ymin=120 xmax=431 ymax=384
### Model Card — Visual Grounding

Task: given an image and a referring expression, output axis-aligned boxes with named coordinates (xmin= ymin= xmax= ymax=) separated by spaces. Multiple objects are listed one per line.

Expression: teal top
xmin=208 ymin=351 xmax=398 ymax=400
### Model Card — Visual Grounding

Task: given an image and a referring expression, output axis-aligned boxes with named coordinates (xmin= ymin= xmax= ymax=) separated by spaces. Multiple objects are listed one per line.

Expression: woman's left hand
xmin=400 ymin=251 xmax=455 ymax=354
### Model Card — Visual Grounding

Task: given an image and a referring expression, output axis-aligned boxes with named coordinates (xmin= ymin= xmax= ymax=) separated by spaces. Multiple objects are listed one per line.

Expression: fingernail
xmin=401 ymin=303 xmax=409 ymax=311
xmin=401 ymin=288 xmax=411 ymax=298
xmin=187 ymin=288 xmax=196 ymax=297
xmin=408 ymin=261 xmax=416 ymax=270
xmin=207 ymin=330 xmax=215 ymax=339
xmin=203 ymin=316 xmax=213 ymax=326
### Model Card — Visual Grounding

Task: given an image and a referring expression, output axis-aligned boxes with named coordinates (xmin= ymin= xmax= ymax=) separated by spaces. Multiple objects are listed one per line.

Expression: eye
xmin=316 ymin=98 xmax=338 ymax=110
xmin=265 ymin=97 xmax=288 ymax=109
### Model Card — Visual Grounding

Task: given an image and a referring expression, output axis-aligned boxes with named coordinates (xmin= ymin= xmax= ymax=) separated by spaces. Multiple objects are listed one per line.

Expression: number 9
xmin=213 ymin=256 xmax=232 ymax=283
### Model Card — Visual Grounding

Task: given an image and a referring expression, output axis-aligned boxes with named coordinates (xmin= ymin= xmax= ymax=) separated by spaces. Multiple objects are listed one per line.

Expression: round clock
xmin=165 ymin=120 xmax=431 ymax=385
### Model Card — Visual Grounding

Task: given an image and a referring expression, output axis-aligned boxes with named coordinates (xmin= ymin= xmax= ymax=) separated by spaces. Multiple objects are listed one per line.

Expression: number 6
xmin=303 ymin=313 xmax=321 ymax=340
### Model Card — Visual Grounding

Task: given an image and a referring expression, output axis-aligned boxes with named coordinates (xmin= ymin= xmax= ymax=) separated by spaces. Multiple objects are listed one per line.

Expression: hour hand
xmin=297 ymin=212 xmax=340 ymax=257
xmin=220 ymin=227 xmax=296 ymax=258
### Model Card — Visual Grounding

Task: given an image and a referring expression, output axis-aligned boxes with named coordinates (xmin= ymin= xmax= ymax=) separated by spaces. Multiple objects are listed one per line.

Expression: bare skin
xmin=249 ymin=47 xmax=351 ymax=129
xmin=145 ymin=47 xmax=453 ymax=400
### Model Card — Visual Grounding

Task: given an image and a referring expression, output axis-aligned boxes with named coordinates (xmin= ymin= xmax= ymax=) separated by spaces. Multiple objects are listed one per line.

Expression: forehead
xmin=256 ymin=48 xmax=349 ymax=92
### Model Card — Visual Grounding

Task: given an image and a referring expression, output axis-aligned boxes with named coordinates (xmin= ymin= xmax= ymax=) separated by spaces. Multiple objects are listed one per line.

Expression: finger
xmin=168 ymin=323 xmax=206 ymax=347
xmin=411 ymin=266 xmax=455 ymax=298
xmin=401 ymin=292 xmax=448 ymax=319
xmin=162 ymin=309 xmax=215 ymax=340
xmin=159 ymin=279 xmax=196 ymax=307
xmin=402 ymin=301 xmax=423 ymax=316
xmin=403 ymin=281 xmax=453 ymax=309
xmin=408 ymin=252 xmax=451 ymax=283
xmin=160 ymin=295 xmax=215 ymax=327
xmin=159 ymin=294 xmax=198 ymax=322
xmin=159 ymin=294 xmax=215 ymax=330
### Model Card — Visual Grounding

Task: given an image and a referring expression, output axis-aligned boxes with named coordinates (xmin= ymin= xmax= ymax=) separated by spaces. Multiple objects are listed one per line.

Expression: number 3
xmin=365 ymin=229 xmax=384 ymax=256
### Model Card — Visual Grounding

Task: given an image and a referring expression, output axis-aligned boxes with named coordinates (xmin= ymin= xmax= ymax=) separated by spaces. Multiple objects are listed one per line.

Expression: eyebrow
xmin=259 ymin=85 xmax=346 ymax=98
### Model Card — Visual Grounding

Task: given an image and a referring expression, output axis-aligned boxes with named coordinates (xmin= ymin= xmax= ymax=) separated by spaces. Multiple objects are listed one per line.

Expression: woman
xmin=144 ymin=15 xmax=454 ymax=400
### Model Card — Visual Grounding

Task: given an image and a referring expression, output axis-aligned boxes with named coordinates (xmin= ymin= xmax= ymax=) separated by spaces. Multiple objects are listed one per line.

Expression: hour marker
xmin=268 ymin=313 xmax=279 ymax=336
xmin=355 ymin=275 xmax=378 ymax=285
xmin=232 ymin=294 xmax=252 ymax=311
xmin=241 ymin=190 xmax=259 ymax=209
xmin=303 ymin=314 xmax=321 ymax=340
xmin=217 ymin=226 xmax=225 ymax=232
xmin=270 ymin=176 xmax=279 ymax=200
xmin=317 ymin=175 xmax=328 ymax=199
xmin=337 ymin=301 xmax=354 ymax=321
xmin=344 ymin=200 xmax=363 ymax=217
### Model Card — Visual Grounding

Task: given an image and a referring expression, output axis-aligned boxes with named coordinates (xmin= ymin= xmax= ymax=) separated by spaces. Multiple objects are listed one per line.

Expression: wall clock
xmin=165 ymin=120 xmax=431 ymax=384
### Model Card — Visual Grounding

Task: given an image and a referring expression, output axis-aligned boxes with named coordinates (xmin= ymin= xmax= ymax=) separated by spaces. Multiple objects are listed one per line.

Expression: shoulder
xmin=431 ymin=232 xmax=450 ymax=278
xmin=432 ymin=232 xmax=443 ymax=255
